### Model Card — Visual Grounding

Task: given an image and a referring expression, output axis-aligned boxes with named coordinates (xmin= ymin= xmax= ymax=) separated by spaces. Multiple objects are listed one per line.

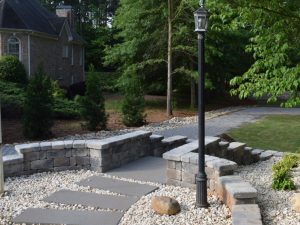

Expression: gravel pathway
xmin=237 ymin=157 xmax=300 ymax=225
xmin=0 ymin=170 xmax=231 ymax=225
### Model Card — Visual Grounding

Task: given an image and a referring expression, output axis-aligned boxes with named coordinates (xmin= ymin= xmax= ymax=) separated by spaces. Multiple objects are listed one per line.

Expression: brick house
xmin=0 ymin=0 xmax=85 ymax=87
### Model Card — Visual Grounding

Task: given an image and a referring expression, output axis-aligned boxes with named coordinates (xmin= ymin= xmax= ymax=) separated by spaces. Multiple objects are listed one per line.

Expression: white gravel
xmin=119 ymin=186 xmax=231 ymax=225
xmin=236 ymin=157 xmax=300 ymax=225
xmin=0 ymin=169 xmax=231 ymax=225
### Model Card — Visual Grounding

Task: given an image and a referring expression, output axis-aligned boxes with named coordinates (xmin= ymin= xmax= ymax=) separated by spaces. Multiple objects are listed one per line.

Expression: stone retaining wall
xmin=162 ymin=137 xmax=274 ymax=225
xmin=3 ymin=131 xmax=188 ymax=178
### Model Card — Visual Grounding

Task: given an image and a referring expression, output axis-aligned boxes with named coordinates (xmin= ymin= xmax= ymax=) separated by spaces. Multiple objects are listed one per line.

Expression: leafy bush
xmin=120 ymin=73 xmax=146 ymax=127
xmin=0 ymin=56 xmax=27 ymax=84
xmin=53 ymin=98 xmax=80 ymax=119
xmin=272 ymin=154 xmax=299 ymax=190
xmin=23 ymin=67 xmax=54 ymax=139
xmin=0 ymin=80 xmax=25 ymax=117
xmin=79 ymin=65 xmax=107 ymax=130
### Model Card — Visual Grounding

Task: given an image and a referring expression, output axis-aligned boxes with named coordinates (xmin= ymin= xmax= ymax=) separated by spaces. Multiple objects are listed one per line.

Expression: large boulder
xmin=291 ymin=193 xmax=300 ymax=213
xmin=151 ymin=196 xmax=181 ymax=215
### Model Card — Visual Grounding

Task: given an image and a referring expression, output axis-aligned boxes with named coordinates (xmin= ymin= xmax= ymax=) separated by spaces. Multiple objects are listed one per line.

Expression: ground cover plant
xmin=272 ymin=154 xmax=299 ymax=190
xmin=228 ymin=115 xmax=300 ymax=152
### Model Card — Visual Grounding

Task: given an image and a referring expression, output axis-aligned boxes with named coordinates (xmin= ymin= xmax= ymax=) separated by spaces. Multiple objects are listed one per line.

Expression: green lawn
xmin=228 ymin=115 xmax=300 ymax=153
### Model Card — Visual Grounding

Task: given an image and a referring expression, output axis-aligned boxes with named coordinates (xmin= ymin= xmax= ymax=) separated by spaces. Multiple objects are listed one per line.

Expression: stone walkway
xmin=12 ymin=157 xmax=166 ymax=225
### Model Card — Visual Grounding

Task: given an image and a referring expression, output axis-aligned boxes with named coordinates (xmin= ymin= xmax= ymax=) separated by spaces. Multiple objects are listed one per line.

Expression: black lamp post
xmin=194 ymin=0 xmax=210 ymax=208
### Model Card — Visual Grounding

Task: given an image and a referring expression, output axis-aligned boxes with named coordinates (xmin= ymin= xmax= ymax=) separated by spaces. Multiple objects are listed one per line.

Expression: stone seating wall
xmin=162 ymin=136 xmax=285 ymax=225
xmin=3 ymin=131 xmax=188 ymax=178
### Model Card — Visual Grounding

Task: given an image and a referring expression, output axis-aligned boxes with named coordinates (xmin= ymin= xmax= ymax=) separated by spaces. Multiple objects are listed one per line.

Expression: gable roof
xmin=0 ymin=0 xmax=84 ymax=44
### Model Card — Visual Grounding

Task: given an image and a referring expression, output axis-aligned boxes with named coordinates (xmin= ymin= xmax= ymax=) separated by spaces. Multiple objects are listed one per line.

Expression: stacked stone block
xmin=3 ymin=131 xmax=189 ymax=178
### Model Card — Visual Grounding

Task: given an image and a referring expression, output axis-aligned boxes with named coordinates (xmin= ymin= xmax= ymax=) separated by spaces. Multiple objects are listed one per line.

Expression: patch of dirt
xmin=1 ymin=109 xmax=197 ymax=144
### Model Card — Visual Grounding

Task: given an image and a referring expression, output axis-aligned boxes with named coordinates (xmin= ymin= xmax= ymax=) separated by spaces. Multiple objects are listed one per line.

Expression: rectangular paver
xmin=13 ymin=208 xmax=123 ymax=225
xmin=107 ymin=156 xmax=167 ymax=184
xmin=78 ymin=175 xmax=158 ymax=196
xmin=43 ymin=190 xmax=138 ymax=210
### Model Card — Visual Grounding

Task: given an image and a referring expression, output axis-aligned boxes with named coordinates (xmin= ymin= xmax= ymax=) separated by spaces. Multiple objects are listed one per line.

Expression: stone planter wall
xmin=163 ymin=137 xmax=266 ymax=225
xmin=3 ymin=131 xmax=188 ymax=178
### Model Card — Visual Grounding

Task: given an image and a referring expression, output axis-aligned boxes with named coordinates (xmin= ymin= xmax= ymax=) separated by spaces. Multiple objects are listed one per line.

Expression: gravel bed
xmin=0 ymin=169 xmax=231 ymax=225
xmin=236 ymin=157 xmax=300 ymax=225
xmin=119 ymin=186 xmax=231 ymax=225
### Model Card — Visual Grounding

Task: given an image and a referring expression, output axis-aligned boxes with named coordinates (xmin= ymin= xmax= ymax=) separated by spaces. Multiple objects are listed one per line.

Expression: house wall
xmin=0 ymin=32 xmax=30 ymax=75
xmin=0 ymin=30 xmax=84 ymax=87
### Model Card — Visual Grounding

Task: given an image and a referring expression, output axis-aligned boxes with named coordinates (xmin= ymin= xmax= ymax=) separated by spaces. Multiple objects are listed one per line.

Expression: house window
xmin=7 ymin=37 xmax=20 ymax=59
xmin=79 ymin=48 xmax=83 ymax=66
xmin=62 ymin=45 xmax=69 ymax=58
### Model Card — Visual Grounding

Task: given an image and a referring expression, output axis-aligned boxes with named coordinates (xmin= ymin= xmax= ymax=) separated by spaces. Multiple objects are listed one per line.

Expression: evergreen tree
xmin=80 ymin=65 xmax=107 ymax=130
xmin=120 ymin=71 xmax=145 ymax=127
xmin=23 ymin=67 xmax=54 ymax=139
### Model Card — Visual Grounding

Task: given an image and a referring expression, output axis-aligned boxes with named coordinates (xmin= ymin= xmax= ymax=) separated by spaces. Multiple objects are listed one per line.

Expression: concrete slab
xmin=43 ymin=190 xmax=138 ymax=210
xmin=107 ymin=156 xmax=167 ymax=184
xmin=78 ymin=175 xmax=158 ymax=196
xmin=13 ymin=208 xmax=123 ymax=225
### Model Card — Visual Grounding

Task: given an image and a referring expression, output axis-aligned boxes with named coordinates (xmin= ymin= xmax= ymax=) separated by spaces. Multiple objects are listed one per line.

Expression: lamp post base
xmin=196 ymin=174 xmax=209 ymax=208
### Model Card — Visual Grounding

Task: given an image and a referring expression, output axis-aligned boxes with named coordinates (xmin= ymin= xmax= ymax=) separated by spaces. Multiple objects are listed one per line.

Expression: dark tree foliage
xmin=0 ymin=56 xmax=27 ymax=84
xmin=79 ymin=65 xmax=107 ymax=130
xmin=23 ymin=67 xmax=54 ymax=139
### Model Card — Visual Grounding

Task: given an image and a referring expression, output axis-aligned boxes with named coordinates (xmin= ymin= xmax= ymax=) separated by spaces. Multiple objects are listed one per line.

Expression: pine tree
xmin=121 ymin=72 xmax=146 ymax=127
xmin=23 ymin=67 xmax=54 ymax=139
xmin=80 ymin=65 xmax=107 ymax=131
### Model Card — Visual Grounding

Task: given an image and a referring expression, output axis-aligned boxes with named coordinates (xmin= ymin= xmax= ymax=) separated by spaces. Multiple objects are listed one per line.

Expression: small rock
xmin=151 ymin=196 xmax=181 ymax=215
xmin=291 ymin=193 xmax=300 ymax=213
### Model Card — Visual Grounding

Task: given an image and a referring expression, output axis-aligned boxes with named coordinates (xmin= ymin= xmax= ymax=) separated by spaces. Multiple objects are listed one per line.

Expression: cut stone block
xmin=251 ymin=149 xmax=264 ymax=163
xmin=228 ymin=142 xmax=246 ymax=165
xmin=87 ymin=131 xmax=152 ymax=150
xmin=64 ymin=140 xmax=74 ymax=149
xmin=163 ymin=141 xmax=198 ymax=161
xmin=43 ymin=190 xmax=138 ymax=210
xmin=162 ymin=135 xmax=187 ymax=145
xmin=73 ymin=140 xmax=86 ymax=149
xmin=259 ymin=150 xmax=274 ymax=161
xmin=13 ymin=208 xmax=123 ymax=225
xmin=78 ymin=175 xmax=158 ymax=196
xmin=232 ymin=204 xmax=262 ymax=225
xmin=52 ymin=141 xmax=65 ymax=150
xmin=150 ymin=134 xmax=164 ymax=142
xmin=40 ymin=142 xmax=52 ymax=151
xmin=16 ymin=143 xmax=40 ymax=153
xmin=3 ymin=154 xmax=23 ymax=165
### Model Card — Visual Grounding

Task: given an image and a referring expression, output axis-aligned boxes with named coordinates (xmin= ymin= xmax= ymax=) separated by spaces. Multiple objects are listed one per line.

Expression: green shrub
xmin=272 ymin=154 xmax=299 ymax=190
xmin=79 ymin=65 xmax=107 ymax=130
xmin=23 ymin=67 xmax=54 ymax=139
xmin=0 ymin=80 xmax=25 ymax=117
xmin=0 ymin=56 xmax=27 ymax=84
xmin=53 ymin=98 xmax=80 ymax=119
xmin=120 ymin=73 xmax=146 ymax=127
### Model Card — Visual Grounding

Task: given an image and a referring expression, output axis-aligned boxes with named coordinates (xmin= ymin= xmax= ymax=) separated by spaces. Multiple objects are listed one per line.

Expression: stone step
xmin=232 ymin=204 xmax=262 ymax=225
xmin=43 ymin=189 xmax=138 ymax=210
xmin=217 ymin=175 xmax=257 ymax=209
xmin=13 ymin=208 xmax=123 ymax=225
xmin=77 ymin=175 xmax=158 ymax=196
xmin=259 ymin=150 xmax=276 ymax=161
xmin=227 ymin=142 xmax=246 ymax=164
xmin=251 ymin=149 xmax=264 ymax=163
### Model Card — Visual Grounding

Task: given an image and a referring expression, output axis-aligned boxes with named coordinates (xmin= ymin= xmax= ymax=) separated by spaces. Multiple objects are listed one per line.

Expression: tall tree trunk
xmin=167 ymin=0 xmax=173 ymax=116
xmin=191 ymin=78 xmax=196 ymax=108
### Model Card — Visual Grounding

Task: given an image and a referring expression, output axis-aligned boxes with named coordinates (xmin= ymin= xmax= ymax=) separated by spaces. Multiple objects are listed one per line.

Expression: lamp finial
xmin=200 ymin=0 xmax=205 ymax=7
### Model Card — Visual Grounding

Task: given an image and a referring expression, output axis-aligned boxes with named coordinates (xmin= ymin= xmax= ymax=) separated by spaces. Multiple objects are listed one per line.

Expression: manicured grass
xmin=228 ymin=115 xmax=300 ymax=153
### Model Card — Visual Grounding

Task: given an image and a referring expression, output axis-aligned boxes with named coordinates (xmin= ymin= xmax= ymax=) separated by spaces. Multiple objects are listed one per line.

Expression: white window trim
xmin=71 ymin=45 xmax=74 ymax=65
xmin=7 ymin=36 xmax=21 ymax=61
xmin=62 ymin=45 xmax=69 ymax=58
